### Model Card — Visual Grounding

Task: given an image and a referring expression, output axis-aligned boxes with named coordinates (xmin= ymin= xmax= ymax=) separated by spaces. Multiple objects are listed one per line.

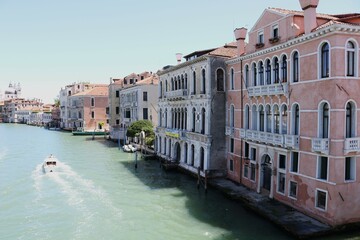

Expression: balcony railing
xmin=239 ymin=129 xmax=299 ymax=149
xmin=247 ymin=83 xmax=288 ymax=97
xmin=245 ymin=129 xmax=284 ymax=146
xmin=225 ymin=126 xmax=234 ymax=136
xmin=165 ymin=89 xmax=188 ymax=100
xmin=284 ymin=135 xmax=299 ymax=149
xmin=344 ymin=137 xmax=360 ymax=154
xmin=311 ymin=138 xmax=329 ymax=154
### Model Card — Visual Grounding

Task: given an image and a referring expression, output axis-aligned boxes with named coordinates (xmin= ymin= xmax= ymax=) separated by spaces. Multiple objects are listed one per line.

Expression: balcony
xmin=244 ymin=129 xmax=284 ymax=146
xmin=165 ymin=89 xmax=188 ymax=101
xmin=311 ymin=138 xmax=329 ymax=154
xmin=225 ymin=126 xmax=234 ymax=136
xmin=284 ymin=135 xmax=299 ymax=149
xmin=344 ymin=137 xmax=360 ymax=154
xmin=240 ymin=129 xmax=246 ymax=138
xmin=247 ymin=83 xmax=288 ymax=97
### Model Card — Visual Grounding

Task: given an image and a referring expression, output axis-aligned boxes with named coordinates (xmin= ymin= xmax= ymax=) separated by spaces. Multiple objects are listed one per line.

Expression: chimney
xmin=234 ymin=27 xmax=247 ymax=57
xmin=176 ymin=53 xmax=183 ymax=64
xmin=299 ymin=0 xmax=319 ymax=34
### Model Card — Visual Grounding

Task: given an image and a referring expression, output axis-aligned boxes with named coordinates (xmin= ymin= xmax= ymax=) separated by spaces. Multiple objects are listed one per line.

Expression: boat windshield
xmin=46 ymin=161 xmax=57 ymax=166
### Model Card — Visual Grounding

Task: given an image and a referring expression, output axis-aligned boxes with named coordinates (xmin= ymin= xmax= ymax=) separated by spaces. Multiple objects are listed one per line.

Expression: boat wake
xmin=31 ymin=160 xmax=122 ymax=238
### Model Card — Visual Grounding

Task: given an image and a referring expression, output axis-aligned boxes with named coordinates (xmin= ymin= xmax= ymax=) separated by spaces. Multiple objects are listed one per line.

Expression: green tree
xmin=126 ymin=120 xmax=155 ymax=146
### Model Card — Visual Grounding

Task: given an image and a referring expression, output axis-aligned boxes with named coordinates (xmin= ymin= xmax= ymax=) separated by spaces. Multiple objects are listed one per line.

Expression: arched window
xmin=192 ymin=108 xmax=196 ymax=132
xmin=274 ymin=105 xmax=280 ymax=134
xmin=259 ymin=61 xmax=264 ymax=85
xmin=91 ymin=97 xmax=95 ymax=107
xmin=178 ymin=76 xmax=181 ymax=90
xmin=266 ymin=59 xmax=271 ymax=85
xmin=320 ymin=103 xmax=329 ymax=138
xmin=200 ymin=147 xmax=205 ymax=170
xmin=346 ymin=102 xmax=356 ymax=138
xmin=259 ymin=105 xmax=264 ymax=131
xmin=184 ymin=143 xmax=188 ymax=164
xmin=171 ymin=77 xmax=174 ymax=91
xmin=165 ymin=80 xmax=168 ymax=92
xmin=321 ymin=43 xmax=330 ymax=78
xmin=201 ymin=108 xmax=206 ymax=134
xmin=165 ymin=109 xmax=168 ymax=128
xmin=266 ymin=105 xmax=272 ymax=133
xmin=201 ymin=69 xmax=206 ymax=94
xmin=244 ymin=105 xmax=250 ymax=129
xmin=252 ymin=63 xmax=257 ymax=86
xmin=191 ymin=144 xmax=195 ymax=166
xmin=185 ymin=73 xmax=188 ymax=90
xmin=216 ymin=69 xmax=224 ymax=91
xmin=192 ymin=71 xmax=196 ymax=95
xmin=159 ymin=82 xmax=163 ymax=98
xmin=230 ymin=68 xmax=234 ymax=90
xmin=292 ymin=104 xmax=300 ymax=135
xmin=159 ymin=109 xmax=162 ymax=127
xmin=292 ymin=51 xmax=299 ymax=82
xmin=346 ymin=41 xmax=356 ymax=77
xmin=181 ymin=75 xmax=184 ymax=89
xmin=281 ymin=105 xmax=288 ymax=134
xmin=245 ymin=65 xmax=249 ymax=88
xmin=273 ymin=57 xmax=279 ymax=84
xmin=230 ymin=105 xmax=234 ymax=128
xmin=185 ymin=108 xmax=187 ymax=130
xmin=251 ymin=105 xmax=257 ymax=130
xmin=281 ymin=55 xmax=287 ymax=82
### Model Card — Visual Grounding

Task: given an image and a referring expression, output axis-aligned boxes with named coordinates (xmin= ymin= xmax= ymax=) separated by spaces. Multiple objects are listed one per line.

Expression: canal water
xmin=0 ymin=124 xmax=358 ymax=240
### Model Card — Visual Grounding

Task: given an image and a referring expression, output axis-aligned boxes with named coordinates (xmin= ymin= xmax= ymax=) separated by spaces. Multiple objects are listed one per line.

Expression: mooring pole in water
xmin=92 ymin=131 xmax=95 ymax=140
xmin=204 ymin=170 xmax=208 ymax=193
xmin=135 ymin=151 xmax=138 ymax=169
xmin=118 ymin=136 xmax=120 ymax=150
xmin=197 ymin=167 xmax=200 ymax=189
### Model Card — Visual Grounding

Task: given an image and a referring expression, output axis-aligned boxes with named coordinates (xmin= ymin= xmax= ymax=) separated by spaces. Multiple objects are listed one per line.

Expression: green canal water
xmin=0 ymin=124 xmax=359 ymax=240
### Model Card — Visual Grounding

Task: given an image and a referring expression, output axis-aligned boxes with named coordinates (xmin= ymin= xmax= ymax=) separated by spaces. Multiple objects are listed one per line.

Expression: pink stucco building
xmin=226 ymin=0 xmax=360 ymax=226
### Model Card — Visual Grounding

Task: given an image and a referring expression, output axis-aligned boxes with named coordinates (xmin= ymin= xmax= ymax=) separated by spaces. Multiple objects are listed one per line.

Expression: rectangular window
xmin=143 ymin=91 xmax=148 ymax=101
xmin=116 ymin=107 xmax=120 ymax=115
xmin=91 ymin=97 xmax=95 ymax=107
xmin=251 ymin=148 xmax=257 ymax=161
xmin=244 ymin=142 xmax=249 ymax=158
xmin=316 ymin=189 xmax=327 ymax=210
xmin=125 ymin=109 xmax=131 ymax=118
xmin=317 ymin=157 xmax=328 ymax=181
xmin=143 ymin=108 xmax=148 ymax=120
xmin=244 ymin=164 xmax=249 ymax=178
xmin=116 ymin=90 xmax=119 ymax=98
xmin=116 ymin=119 xmax=120 ymax=125
xmin=279 ymin=154 xmax=286 ymax=169
xmin=106 ymin=107 xmax=109 ymax=115
xmin=229 ymin=159 xmax=234 ymax=172
xmin=91 ymin=111 xmax=94 ymax=119
xmin=250 ymin=163 xmax=256 ymax=181
xmin=291 ymin=152 xmax=299 ymax=173
xmin=345 ymin=157 xmax=355 ymax=181
xmin=230 ymin=138 xmax=234 ymax=153
xmin=289 ymin=181 xmax=297 ymax=199
xmin=258 ymin=31 xmax=264 ymax=44
xmin=277 ymin=172 xmax=285 ymax=194
xmin=272 ymin=25 xmax=279 ymax=38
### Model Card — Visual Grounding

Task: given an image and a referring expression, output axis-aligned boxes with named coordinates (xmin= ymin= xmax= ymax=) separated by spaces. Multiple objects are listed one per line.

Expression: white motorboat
xmin=122 ymin=144 xmax=137 ymax=153
xmin=42 ymin=154 xmax=58 ymax=173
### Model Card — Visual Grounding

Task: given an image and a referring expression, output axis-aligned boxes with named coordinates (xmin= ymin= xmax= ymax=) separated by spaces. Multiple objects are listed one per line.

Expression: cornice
xmin=158 ymin=56 xmax=208 ymax=76
xmin=227 ymin=23 xmax=360 ymax=65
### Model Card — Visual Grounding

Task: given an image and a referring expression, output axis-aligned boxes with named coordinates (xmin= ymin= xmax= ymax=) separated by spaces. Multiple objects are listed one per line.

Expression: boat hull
xmin=72 ymin=131 xmax=108 ymax=136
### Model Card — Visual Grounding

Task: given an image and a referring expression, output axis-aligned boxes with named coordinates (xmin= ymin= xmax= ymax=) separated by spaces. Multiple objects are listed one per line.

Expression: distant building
xmin=68 ymin=85 xmax=109 ymax=131
xmin=227 ymin=0 xmax=360 ymax=226
xmin=1 ymin=82 xmax=21 ymax=101
xmin=59 ymin=82 xmax=107 ymax=130
xmin=3 ymin=98 xmax=43 ymax=123
xmin=108 ymin=72 xmax=153 ymax=141
xmin=155 ymin=43 xmax=237 ymax=177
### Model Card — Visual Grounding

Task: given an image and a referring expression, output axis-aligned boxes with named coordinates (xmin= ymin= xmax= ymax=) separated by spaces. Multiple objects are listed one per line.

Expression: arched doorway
xmin=261 ymin=154 xmax=272 ymax=194
xmin=174 ymin=142 xmax=181 ymax=163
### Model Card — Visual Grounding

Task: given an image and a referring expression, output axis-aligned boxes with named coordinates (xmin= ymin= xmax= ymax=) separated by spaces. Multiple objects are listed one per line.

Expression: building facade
xmin=227 ymin=0 xmax=360 ymax=226
xmin=68 ymin=86 xmax=109 ymax=131
xmin=108 ymin=72 xmax=153 ymax=141
xmin=156 ymin=44 xmax=237 ymax=176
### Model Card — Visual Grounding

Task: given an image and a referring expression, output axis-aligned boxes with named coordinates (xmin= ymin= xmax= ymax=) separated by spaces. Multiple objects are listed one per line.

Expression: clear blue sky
xmin=0 ymin=0 xmax=358 ymax=103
